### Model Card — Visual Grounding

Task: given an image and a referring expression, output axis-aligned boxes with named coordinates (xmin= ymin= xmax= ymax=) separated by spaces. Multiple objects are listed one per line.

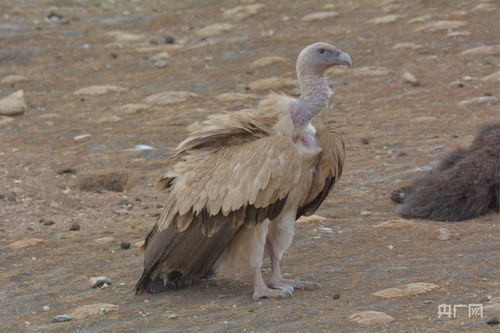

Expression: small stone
xmin=8 ymin=238 xmax=44 ymax=249
xmin=0 ymin=90 xmax=27 ymax=116
xmin=57 ymin=168 xmax=77 ymax=175
xmin=154 ymin=60 xmax=168 ymax=68
xmin=69 ymin=223 xmax=80 ymax=231
xmin=90 ymin=276 xmax=112 ymax=288
xmin=458 ymin=96 xmax=497 ymax=106
xmin=43 ymin=305 xmax=50 ymax=311
xmin=74 ymin=85 xmax=127 ymax=96
xmin=120 ymin=241 xmax=131 ymax=249
xmin=216 ymin=93 xmax=258 ymax=102
xmin=424 ymin=300 xmax=433 ymax=304
xmin=250 ymin=56 xmax=287 ymax=69
xmin=152 ymin=52 xmax=170 ymax=61
xmin=487 ymin=317 xmax=499 ymax=325
xmin=461 ymin=44 xmax=500 ymax=56
xmin=114 ymin=103 xmax=149 ymax=114
xmin=70 ymin=303 xmax=119 ymax=319
xmin=415 ymin=20 xmax=467 ymax=33
xmin=371 ymin=15 xmax=400 ymax=24
xmin=402 ymin=71 xmax=420 ymax=86
xmin=332 ymin=293 xmax=340 ymax=299
xmin=196 ymin=23 xmax=233 ymax=37
xmin=481 ymin=295 xmax=493 ymax=303
xmin=168 ymin=314 xmax=178 ymax=320
xmin=164 ymin=34 xmax=175 ymax=44
xmin=297 ymin=214 xmax=327 ymax=223
xmin=408 ymin=15 xmax=432 ymax=24
xmin=52 ymin=314 xmax=72 ymax=323
xmin=1 ymin=75 xmax=28 ymax=84
xmin=374 ymin=282 xmax=439 ymax=298
xmin=392 ymin=42 xmax=423 ymax=50
xmin=438 ymin=228 xmax=451 ymax=241
xmin=447 ymin=31 xmax=471 ymax=38
xmin=96 ymin=236 xmax=115 ymax=244
xmin=223 ymin=4 xmax=264 ymax=21
xmin=106 ymin=31 xmax=144 ymax=42
xmin=349 ymin=311 xmax=394 ymax=326
xmin=374 ymin=219 xmax=413 ymax=228
xmin=248 ymin=77 xmax=297 ymax=91
xmin=56 ymin=233 xmax=64 ymax=240
xmin=360 ymin=211 xmax=371 ymax=216
xmin=301 ymin=11 xmax=338 ymax=22
xmin=218 ymin=294 xmax=230 ymax=298
xmin=144 ymin=91 xmax=198 ymax=106
xmin=361 ymin=138 xmax=370 ymax=144
xmin=74 ymin=134 xmax=91 ymax=142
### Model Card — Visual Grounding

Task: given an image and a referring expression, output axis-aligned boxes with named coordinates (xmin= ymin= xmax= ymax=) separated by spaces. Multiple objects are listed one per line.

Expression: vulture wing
xmin=136 ymin=135 xmax=302 ymax=293
xmin=297 ymin=124 xmax=345 ymax=218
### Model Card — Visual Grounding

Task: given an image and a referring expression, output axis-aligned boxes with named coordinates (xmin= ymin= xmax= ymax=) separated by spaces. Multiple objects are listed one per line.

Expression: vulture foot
xmin=252 ymin=285 xmax=293 ymax=301
xmin=270 ymin=278 xmax=321 ymax=291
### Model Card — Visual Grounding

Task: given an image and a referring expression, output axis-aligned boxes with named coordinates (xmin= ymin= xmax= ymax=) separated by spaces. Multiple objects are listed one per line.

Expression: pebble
xmin=360 ymin=211 xmax=371 ymax=216
xmin=43 ymin=305 xmax=50 ymax=311
xmin=152 ymin=52 xmax=170 ymax=60
xmin=458 ymin=96 xmax=497 ymax=106
xmin=332 ymin=293 xmax=340 ymax=299
xmin=402 ymin=71 xmax=420 ymax=86
xmin=223 ymin=4 xmax=264 ymax=21
xmin=349 ymin=311 xmax=394 ymax=326
xmin=447 ymin=31 xmax=471 ymax=38
xmin=480 ymin=295 xmax=493 ymax=303
xmin=301 ymin=11 xmax=338 ymax=22
xmin=482 ymin=71 xmax=500 ymax=83
xmin=114 ymin=103 xmax=149 ymax=114
xmin=105 ymin=31 xmax=144 ymax=42
xmin=392 ymin=42 xmax=423 ymax=50
xmin=374 ymin=282 xmax=439 ymax=298
xmin=144 ymin=91 xmax=198 ymax=106
xmin=96 ymin=236 xmax=115 ymax=244
xmin=250 ymin=56 xmax=287 ymax=69
xmin=296 ymin=214 xmax=327 ymax=223
xmin=371 ymin=15 xmax=400 ymax=24
xmin=196 ymin=23 xmax=234 ymax=37
xmin=0 ymin=90 xmax=27 ymax=116
xmin=74 ymin=85 xmax=127 ymax=96
xmin=120 ymin=241 xmax=131 ymax=249
xmin=248 ymin=77 xmax=297 ymax=91
xmin=7 ymin=238 xmax=44 ymax=249
xmin=487 ymin=317 xmax=499 ymax=325
xmin=408 ymin=15 xmax=432 ymax=24
xmin=373 ymin=219 xmax=413 ymax=228
xmin=1 ymin=74 xmax=28 ymax=84
xmin=90 ymin=276 xmax=112 ymax=288
xmin=168 ymin=314 xmax=178 ymax=320
xmin=68 ymin=223 xmax=80 ymax=231
xmin=154 ymin=60 xmax=168 ymax=68
xmin=125 ymin=145 xmax=155 ymax=152
xmin=438 ymin=227 xmax=451 ymax=241
xmin=74 ymin=134 xmax=91 ymax=142
xmin=164 ymin=34 xmax=175 ymax=44
xmin=415 ymin=20 xmax=467 ymax=33
xmin=52 ymin=314 xmax=73 ymax=323
xmin=461 ymin=44 xmax=500 ymax=56
xmin=70 ymin=303 xmax=119 ymax=319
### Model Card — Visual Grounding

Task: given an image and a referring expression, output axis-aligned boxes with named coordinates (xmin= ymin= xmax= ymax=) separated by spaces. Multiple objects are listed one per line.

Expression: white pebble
xmin=43 ymin=305 xmax=50 ymax=311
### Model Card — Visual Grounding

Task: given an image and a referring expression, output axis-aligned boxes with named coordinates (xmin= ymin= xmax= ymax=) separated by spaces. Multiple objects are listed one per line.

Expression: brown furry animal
xmin=393 ymin=124 xmax=499 ymax=221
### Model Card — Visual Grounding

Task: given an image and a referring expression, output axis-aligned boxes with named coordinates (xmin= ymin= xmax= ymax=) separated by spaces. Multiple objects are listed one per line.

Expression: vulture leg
xmin=267 ymin=211 xmax=321 ymax=291
xmin=252 ymin=268 xmax=293 ymax=301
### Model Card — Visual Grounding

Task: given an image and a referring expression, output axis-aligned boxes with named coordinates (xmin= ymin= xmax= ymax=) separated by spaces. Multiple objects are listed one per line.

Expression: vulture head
xmin=296 ymin=42 xmax=352 ymax=76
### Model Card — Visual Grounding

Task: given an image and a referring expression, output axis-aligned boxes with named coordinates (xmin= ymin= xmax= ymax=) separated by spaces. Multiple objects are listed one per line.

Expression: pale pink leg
xmin=252 ymin=268 xmax=293 ymax=301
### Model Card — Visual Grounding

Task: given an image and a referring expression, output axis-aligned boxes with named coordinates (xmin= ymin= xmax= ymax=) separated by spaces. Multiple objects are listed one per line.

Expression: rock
xmin=458 ymin=96 xmax=497 ymax=106
xmin=8 ymin=238 xmax=44 ymax=249
xmin=461 ymin=45 xmax=500 ymax=56
xmin=74 ymin=134 xmax=91 ymax=142
xmin=43 ymin=305 xmax=50 ymax=311
xmin=216 ymin=93 xmax=258 ymax=102
xmin=438 ymin=227 xmax=451 ymax=241
xmin=373 ymin=219 xmax=413 ymax=228
xmin=90 ymin=276 xmax=112 ymax=288
xmin=297 ymin=215 xmax=327 ymax=223
xmin=154 ymin=60 xmax=168 ymax=68
xmin=250 ymin=56 xmax=287 ymax=69
xmin=0 ymin=90 xmax=27 ymax=116
xmin=125 ymin=145 xmax=155 ymax=152
xmin=481 ymin=295 xmax=493 ymax=303
xmin=408 ymin=15 xmax=432 ymax=24
xmin=168 ymin=314 xmax=178 ymax=320
xmin=74 ymin=85 xmax=127 ymax=96
xmin=374 ymin=282 xmax=439 ymax=298
xmin=301 ymin=11 xmax=338 ymax=22
xmin=69 ymin=303 xmax=119 ymax=319
xmin=402 ymin=71 xmax=419 ymax=86
xmin=95 ymin=237 xmax=115 ymax=245
xmin=482 ymin=71 xmax=500 ymax=82
xmin=164 ymin=34 xmax=175 ymax=44
xmin=144 ymin=91 xmax=198 ymax=106
xmin=415 ymin=20 xmax=467 ymax=33
xmin=332 ymin=293 xmax=340 ymax=299
xmin=52 ymin=314 xmax=73 ymax=323
xmin=349 ymin=311 xmax=394 ymax=326
xmin=371 ymin=15 xmax=401 ymax=24
xmin=223 ymin=4 xmax=264 ymax=21
xmin=1 ymin=75 xmax=28 ymax=84
xmin=120 ymin=241 xmax=131 ymax=249
xmin=69 ymin=223 xmax=80 ymax=231
xmin=351 ymin=66 xmax=391 ymax=76
xmin=248 ymin=77 xmax=297 ymax=91
xmin=114 ymin=103 xmax=149 ymax=114
xmin=360 ymin=211 xmax=371 ymax=216
xmin=152 ymin=52 xmax=170 ymax=61
xmin=196 ymin=23 xmax=234 ymax=37
xmin=487 ymin=317 xmax=499 ymax=325
xmin=0 ymin=116 xmax=15 ymax=125
xmin=447 ymin=31 xmax=471 ymax=38
xmin=106 ymin=31 xmax=144 ymax=42
xmin=392 ymin=42 xmax=423 ymax=50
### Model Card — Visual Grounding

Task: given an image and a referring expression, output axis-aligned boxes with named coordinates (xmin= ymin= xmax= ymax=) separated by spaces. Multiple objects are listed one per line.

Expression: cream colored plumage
xmin=136 ymin=42 xmax=351 ymax=300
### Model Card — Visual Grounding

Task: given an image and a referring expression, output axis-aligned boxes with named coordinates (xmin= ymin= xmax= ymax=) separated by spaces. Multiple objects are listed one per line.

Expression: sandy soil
xmin=0 ymin=0 xmax=499 ymax=332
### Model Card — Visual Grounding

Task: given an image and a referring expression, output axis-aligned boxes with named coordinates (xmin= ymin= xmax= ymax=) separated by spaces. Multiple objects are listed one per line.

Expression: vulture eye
xmin=318 ymin=48 xmax=326 ymax=55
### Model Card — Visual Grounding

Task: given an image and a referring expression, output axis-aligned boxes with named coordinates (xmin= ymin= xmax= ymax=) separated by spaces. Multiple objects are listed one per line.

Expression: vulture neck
xmin=292 ymin=72 xmax=330 ymax=127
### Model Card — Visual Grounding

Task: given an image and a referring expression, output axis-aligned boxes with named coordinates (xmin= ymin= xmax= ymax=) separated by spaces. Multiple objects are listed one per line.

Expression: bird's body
xmin=136 ymin=43 xmax=351 ymax=300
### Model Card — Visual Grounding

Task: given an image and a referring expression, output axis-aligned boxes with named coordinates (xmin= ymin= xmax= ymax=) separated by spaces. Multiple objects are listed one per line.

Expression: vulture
xmin=136 ymin=42 xmax=351 ymax=301
xmin=393 ymin=123 xmax=499 ymax=221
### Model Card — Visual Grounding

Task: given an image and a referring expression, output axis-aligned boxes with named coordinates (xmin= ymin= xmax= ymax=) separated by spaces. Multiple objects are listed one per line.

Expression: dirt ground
xmin=0 ymin=0 xmax=499 ymax=332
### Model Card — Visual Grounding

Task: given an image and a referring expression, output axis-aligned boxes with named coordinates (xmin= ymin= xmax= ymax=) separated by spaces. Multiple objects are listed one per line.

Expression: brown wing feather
xmin=297 ymin=124 xmax=345 ymax=218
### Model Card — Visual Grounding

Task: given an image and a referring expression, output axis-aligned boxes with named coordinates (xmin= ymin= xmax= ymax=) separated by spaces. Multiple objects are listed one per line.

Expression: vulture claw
xmin=252 ymin=285 xmax=293 ymax=301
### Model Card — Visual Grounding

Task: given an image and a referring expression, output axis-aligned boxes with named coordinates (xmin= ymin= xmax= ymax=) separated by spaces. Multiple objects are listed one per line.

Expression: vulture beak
xmin=335 ymin=50 xmax=352 ymax=68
